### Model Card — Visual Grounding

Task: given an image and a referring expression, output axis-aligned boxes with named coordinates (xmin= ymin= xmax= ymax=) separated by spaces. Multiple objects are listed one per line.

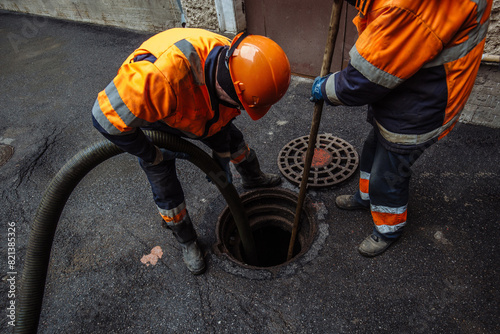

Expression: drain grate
xmin=277 ymin=134 xmax=359 ymax=187
xmin=0 ymin=144 xmax=14 ymax=167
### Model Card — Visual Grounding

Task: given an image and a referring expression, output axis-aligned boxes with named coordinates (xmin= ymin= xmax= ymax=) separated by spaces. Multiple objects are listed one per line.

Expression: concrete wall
xmin=485 ymin=0 xmax=500 ymax=55
xmin=0 ymin=0 xmax=244 ymax=33
xmin=0 ymin=0 xmax=498 ymax=53
xmin=181 ymin=0 xmax=218 ymax=30
xmin=0 ymin=0 xmax=184 ymax=32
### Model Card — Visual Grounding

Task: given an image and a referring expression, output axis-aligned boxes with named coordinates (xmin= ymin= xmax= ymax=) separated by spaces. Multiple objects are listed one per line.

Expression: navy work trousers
xmin=353 ymin=128 xmax=425 ymax=240
xmin=139 ymin=121 xmax=246 ymax=221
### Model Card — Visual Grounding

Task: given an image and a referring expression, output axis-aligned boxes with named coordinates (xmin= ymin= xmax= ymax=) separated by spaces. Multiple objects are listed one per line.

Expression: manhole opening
xmin=239 ymin=224 xmax=302 ymax=268
xmin=216 ymin=188 xmax=316 ymax=270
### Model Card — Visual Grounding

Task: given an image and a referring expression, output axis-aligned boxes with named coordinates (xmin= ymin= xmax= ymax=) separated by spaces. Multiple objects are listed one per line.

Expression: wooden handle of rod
xmin=287 ymin=0 xmax=344 ymax=261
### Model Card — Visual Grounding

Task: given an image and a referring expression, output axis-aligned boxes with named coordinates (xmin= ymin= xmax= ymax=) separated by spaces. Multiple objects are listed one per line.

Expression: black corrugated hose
xmin=14 ymin=130 xmax=257 ymax=333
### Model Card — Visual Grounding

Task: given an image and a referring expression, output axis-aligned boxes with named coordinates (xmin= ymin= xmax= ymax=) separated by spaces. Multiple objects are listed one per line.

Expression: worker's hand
xmin=150 ymin=146 xmax=190 ymax=165
xmin=310 ymin=74 xmax=332 ymax=102
xmin=160 ymin=148 xmax=190 ymax=161
xmin=206 ymin=152 xmax=233 ymax=185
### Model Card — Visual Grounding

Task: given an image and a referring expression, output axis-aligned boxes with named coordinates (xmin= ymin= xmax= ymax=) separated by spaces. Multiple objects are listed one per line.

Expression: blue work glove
xmin=206 ymin=152 xmax=233 ymax=185
xmin=148 ymin=146 xmax=190 ymax=166
xmin=159 ymin=148 xmax=190 ymax=161
xmin=310 ymin=73 xmax=332 ymax=102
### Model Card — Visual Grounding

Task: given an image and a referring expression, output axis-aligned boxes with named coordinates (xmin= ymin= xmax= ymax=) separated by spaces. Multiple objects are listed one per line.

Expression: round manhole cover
xmin=277 ymin=134 xmax=359 ymax=187
xmin=0 ymin=144 xmax=14 ymax=167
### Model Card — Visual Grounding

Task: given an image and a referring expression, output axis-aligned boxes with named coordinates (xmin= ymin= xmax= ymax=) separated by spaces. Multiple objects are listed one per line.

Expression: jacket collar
xmin=350 ymin=0 xmax=371 ymax=15
xmin=205 ymin=46 xmax=224 ymax=111
xmin=205 ymin=45 xmax=241 ymax=111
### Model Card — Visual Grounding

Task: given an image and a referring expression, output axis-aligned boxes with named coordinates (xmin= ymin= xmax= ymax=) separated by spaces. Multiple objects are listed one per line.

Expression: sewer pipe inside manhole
xmin=215 ymin=188 xmax=316 ymax=270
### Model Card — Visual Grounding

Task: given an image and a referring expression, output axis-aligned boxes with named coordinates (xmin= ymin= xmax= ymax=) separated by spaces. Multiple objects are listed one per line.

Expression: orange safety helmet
xmin=226 ymin=32 xmax=291 ymax=121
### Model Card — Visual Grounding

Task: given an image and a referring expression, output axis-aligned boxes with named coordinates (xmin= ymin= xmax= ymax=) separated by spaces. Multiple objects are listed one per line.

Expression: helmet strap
xmin=225 ymin=31 xmax=250 ymax=66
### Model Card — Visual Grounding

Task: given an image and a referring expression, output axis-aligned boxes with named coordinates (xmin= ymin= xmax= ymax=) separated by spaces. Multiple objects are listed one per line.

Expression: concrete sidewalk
xmin=1 ymin=11 xmax=499 ymax=334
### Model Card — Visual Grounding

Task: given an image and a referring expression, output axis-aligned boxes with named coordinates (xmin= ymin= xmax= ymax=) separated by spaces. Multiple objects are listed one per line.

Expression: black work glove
xmin=146 ymin=146 xmax=190 ymax=166
xmin=206 ymin=151 xmax=233 ymax=185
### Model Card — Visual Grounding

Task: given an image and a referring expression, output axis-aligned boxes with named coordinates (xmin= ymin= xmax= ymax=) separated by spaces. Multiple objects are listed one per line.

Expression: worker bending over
xmin=92 ymin=28 xmax=291 ymax=274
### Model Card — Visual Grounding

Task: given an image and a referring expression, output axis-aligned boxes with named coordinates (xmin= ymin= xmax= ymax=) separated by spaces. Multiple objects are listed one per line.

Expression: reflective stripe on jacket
xmin=92 ymin=28 xmax=241 ymax=139
xmin=324 ymin=0 xmax=492 ymax=153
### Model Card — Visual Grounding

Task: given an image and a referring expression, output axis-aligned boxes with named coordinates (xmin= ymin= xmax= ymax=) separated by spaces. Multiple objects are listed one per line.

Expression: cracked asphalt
xmin=1 ymin=11 xmax=499 ymax=334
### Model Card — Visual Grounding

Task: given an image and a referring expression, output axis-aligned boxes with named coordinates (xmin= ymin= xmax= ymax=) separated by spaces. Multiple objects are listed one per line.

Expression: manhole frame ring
xmin=214 ymin=188 xmax=318 ymax=276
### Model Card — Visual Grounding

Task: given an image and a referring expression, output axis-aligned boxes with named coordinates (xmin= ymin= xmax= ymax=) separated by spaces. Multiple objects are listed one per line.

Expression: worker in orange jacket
xmin=92 ymin=28 xmax=291 ymax=274
xmin=311 ymin=0 xmax=492 ymax=256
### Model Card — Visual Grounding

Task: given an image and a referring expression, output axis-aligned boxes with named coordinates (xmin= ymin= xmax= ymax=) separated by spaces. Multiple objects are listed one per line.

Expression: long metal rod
xmin=287 ymin=0 xmax=344 ymax=260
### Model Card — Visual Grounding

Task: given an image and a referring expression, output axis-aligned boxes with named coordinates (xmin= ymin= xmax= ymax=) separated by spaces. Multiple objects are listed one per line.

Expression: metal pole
xmin=287 ymin=0 xmax=344 ymax=260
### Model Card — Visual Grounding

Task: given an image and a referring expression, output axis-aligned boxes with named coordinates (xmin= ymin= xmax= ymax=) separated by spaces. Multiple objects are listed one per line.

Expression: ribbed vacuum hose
xmin=14 ymin=131 xmax=257 ymax=333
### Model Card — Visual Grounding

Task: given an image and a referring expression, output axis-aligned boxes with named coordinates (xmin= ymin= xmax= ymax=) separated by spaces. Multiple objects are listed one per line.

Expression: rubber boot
xmin=358 ymin=234 xmax=395 ymax=257
xmin=235 ymin=149 xmax=281 ymax=189
xmin=164 ymin=214 xmax=206 ymax=275
xmin=335 ymin=195 xmax=369 ymax=211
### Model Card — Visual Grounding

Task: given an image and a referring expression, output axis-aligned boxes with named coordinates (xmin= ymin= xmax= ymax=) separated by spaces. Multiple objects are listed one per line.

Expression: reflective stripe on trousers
xmin=158 ymin=202 xmax=187 ymax=223
xmin=359 ymin=171 xmax=370 ymax=201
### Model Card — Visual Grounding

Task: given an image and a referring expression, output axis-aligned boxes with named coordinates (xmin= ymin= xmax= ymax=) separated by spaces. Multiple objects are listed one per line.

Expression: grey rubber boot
xmin=335 ymin=195 xmax=369 ymax=211
xmin=164 ymin=214 xmax=206 ymax=275
xmin=235 ymin=149 xmax=281 ymax=189
xmin=358 ymin=234 xmax=395 ymax=257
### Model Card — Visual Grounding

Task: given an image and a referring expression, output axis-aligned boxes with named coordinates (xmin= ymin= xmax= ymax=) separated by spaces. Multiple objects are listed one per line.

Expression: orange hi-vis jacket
xmin=92 ymin=28 xmax=241 ymax=142
xmin=324 ymin=0 xmax=493 ymax=153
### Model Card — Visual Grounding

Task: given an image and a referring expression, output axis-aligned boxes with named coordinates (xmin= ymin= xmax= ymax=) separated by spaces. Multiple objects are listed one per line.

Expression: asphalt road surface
xmin=1 ymin=11 xmax=499 ymax=334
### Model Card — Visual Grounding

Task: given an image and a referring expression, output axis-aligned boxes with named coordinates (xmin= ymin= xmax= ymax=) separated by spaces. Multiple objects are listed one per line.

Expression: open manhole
xmin=277 ymin=134 xmax=359 ymax=187
xmin=0 ymin=144 xmax=14 ymax=167
xmin=215 ymin=188 xmax=316 ymax=274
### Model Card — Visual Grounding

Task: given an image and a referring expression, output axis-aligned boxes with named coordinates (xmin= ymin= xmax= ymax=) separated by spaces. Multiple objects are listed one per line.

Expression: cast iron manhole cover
xmin=0 ymin=144 xmax=14 ymax=167
xmin=277 ymin=134 xmax=359 ymax=187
